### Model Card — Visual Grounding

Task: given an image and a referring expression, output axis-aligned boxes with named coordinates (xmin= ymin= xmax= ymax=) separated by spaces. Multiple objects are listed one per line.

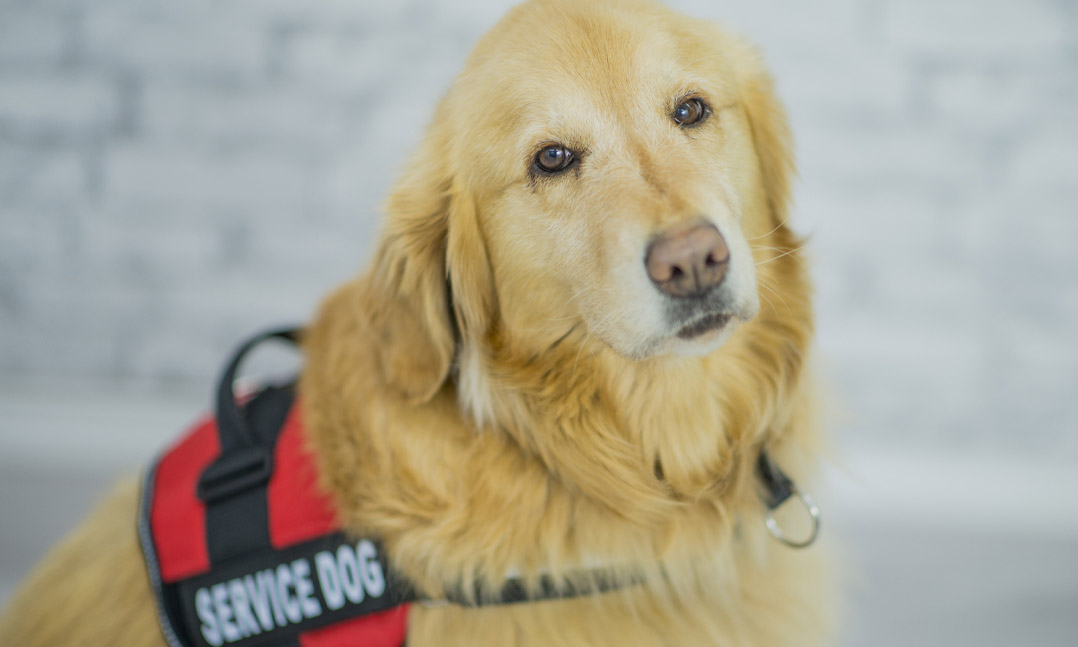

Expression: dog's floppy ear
xmin=444 ymin=185 xmax=496 ymax=347
xmin=363 ymin=115 xmax=457 ymax=404
xmin=363 ymin=106 xmax=496 ymax=404
xmin=738 ymin=49 xmax=795 ymax=225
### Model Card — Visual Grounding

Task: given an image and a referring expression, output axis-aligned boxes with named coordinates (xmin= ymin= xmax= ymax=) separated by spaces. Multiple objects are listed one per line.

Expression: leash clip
xmin=756 ymin=452 xmax=821 ymax=549
xmin=764 ymin=486 xmax=820 ymax=549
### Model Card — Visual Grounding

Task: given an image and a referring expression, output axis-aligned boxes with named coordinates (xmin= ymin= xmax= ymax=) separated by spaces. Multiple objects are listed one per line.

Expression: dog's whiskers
xmin=754 ymin=243 xmax=807 ymax=267
xmin=750 ymin=244 xmax=807 ymax=268
xmin=756 ymin=279 xmax=793 ymax=318
xmin=548 ymin=324 xmax=579 ymax=351
xmin=745 ymin=217 xmax=792 ymax=241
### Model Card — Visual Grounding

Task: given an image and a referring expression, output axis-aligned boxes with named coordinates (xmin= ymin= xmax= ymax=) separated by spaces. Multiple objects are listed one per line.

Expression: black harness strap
xmin=198 ymin=329 xmax=299 ymax=566
xmin=195 ymin=329 xmax=303 ymax=647
xmin=442 ymin=570 xmax=635 ymax=608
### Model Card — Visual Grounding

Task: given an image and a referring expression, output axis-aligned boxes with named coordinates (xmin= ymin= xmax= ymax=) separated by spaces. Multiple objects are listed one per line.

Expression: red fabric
xmin=151 ymin=399 xmax=409 ymax=644
xmin=267 ymin=401 xmax=339 ymax=548
xmin=150 ymin=416 xmax=219 ymax=582
xmin=299 ymin=605 xmax=410 ymax=647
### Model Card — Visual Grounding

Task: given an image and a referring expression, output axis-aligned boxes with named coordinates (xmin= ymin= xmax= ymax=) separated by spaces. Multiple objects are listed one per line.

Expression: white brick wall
xmin=0 ymin=0 xmax=1076 ymax=456
xmin=883 ymin=0 xmax=1068 ymax=60
xmin=0 ymin=73 xmax=118 ymax=135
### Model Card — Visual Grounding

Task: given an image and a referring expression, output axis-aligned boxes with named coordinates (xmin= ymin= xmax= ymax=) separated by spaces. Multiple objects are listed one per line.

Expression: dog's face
xmin=370 ymin=0 xmax=796 ymax=401
xmin=441 ymin=0 xmax=789 ymax=364
xmin=439 ymin=0 xmax=780 ymax=360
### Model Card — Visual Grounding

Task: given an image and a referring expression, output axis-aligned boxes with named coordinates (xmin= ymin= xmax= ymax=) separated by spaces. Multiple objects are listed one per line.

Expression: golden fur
xmin=1 ymin=0 xmax=836 ymax=644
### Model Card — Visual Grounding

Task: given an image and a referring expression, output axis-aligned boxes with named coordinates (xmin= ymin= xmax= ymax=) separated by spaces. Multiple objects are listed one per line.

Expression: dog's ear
xmin=445 ymin=186 xmax=496 ymax=347
xmin=363 ymin=107 xmax=497 ymax=404
xmin=363 ymin=116 xmax=457 ymax=404
xmin=738 ymin=49 xmax=795 ymax=225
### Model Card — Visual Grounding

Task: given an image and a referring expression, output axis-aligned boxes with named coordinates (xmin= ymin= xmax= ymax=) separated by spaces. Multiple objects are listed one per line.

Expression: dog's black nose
xmin=645 ymin=223 xmax=729 ymax=297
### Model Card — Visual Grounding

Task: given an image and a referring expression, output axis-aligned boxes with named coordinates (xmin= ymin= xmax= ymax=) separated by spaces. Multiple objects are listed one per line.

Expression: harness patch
xmin=179 ymin=533 xmax=400 ymax=647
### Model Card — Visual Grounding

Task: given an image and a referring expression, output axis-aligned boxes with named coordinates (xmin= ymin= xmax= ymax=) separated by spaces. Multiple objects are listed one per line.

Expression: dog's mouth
xmin=676 ymin=311 xmax=733 ymax=339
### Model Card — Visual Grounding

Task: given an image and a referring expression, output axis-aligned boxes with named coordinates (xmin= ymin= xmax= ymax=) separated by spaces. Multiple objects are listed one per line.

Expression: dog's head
xmin=365 ymin=0 xmax=798 ymax=404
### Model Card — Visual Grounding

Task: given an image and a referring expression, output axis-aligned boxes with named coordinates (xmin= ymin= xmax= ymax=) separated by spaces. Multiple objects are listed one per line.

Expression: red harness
xmin=139 ymin=390 xmax=411 ymax=647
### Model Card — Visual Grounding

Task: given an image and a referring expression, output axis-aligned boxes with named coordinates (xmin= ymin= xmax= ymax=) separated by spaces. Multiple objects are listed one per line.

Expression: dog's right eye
xmin=534 ymin=145 xmax=575 ymax=174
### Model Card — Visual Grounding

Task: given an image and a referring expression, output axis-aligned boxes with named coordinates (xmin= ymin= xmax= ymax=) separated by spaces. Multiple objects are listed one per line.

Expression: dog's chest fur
xmin=297 ymin=275 xmax=831 ymax=647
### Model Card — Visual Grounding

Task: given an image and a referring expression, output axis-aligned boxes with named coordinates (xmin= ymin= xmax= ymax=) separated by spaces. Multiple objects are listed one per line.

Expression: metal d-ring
xmin=764 ymin=487 xmax=821 ymax=549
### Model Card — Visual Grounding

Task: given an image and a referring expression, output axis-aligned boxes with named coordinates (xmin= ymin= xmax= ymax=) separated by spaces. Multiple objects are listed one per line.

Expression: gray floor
xmin=835 ymin=523 xmax=1078 ymax=647
xmin=2 ymin=382 xmax=1076 ymax=646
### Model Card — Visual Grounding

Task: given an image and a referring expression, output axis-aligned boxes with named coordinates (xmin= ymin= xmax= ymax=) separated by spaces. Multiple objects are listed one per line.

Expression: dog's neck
xmin=452 ymin=304 xmax=810 ymax=518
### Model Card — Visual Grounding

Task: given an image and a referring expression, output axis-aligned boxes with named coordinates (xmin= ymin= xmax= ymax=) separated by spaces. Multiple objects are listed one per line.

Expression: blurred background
xmin=0 ymin=0 xmax=1075 ymax=644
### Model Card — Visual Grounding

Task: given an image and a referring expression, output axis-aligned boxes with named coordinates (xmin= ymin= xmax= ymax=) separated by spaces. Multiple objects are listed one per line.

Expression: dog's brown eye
xmin=535 ymin=145 xmax=574 ymax=173
xmin=673 ymin=98 xmax=708 ymax=126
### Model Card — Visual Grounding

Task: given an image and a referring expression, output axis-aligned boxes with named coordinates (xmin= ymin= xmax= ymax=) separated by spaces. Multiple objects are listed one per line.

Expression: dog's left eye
xmin=672 ymin=98 xmax=709 ymax=127
xmin=534 ymin=145 xmax=575 ymax=174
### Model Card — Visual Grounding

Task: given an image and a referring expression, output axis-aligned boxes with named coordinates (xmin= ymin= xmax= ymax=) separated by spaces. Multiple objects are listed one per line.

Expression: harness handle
xmin=198 ymin=327 xmax=302 ymax=504
xmin=214 ymin=327 xmax=302 ymax=451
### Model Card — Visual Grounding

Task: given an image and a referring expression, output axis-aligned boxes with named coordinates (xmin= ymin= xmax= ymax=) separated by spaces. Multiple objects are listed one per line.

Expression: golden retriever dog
xmin=1 ymin=0 xmax=836 ymax=644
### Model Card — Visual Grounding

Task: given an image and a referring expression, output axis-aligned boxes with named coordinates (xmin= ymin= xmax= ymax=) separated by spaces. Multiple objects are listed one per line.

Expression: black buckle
xmin=197 ymin=446 xmax=273 ymax=504
xmin=197 ymin=327 xmax=300 ymax=505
